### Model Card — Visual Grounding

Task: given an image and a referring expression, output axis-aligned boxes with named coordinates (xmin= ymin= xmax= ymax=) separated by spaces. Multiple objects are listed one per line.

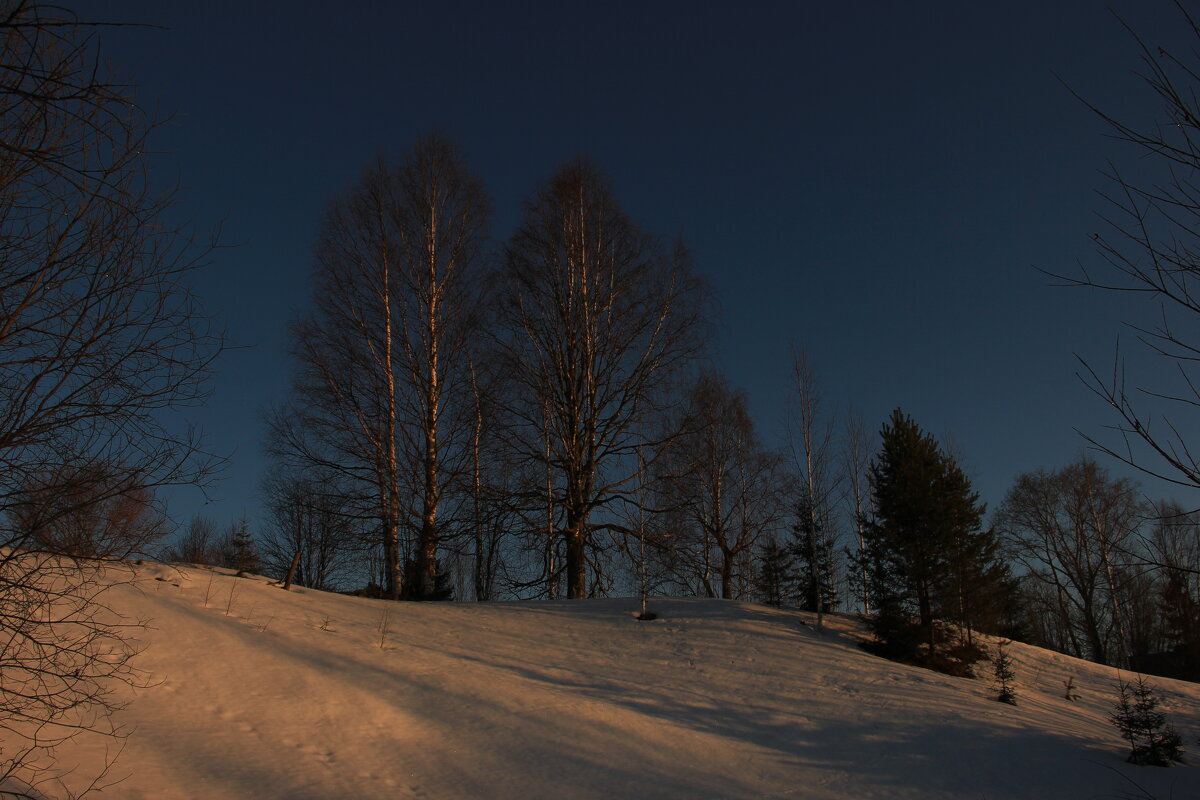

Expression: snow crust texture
xmin=47 ymin=564 xmax=1200 ymax=799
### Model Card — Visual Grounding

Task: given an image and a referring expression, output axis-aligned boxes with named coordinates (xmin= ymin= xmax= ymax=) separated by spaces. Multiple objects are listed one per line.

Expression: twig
xmin=223 ymin=579 xmax=238 ymax=617
xmin=202 ymin=570 xmax=215 ymax=609
xmin=377 ymin=609 xmax=391 ymax=649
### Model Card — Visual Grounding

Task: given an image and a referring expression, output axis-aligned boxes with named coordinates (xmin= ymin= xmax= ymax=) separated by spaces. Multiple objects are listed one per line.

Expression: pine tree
xmin=1110 ymin=675 xmax=1184 ymax=766
xmin=945 ymin=521 xmax=1021 ymax=644
xmin=992 ymin=641 xmax=1017 ymax=705
xmin=862 ymin=409 xmax=993 ymax=664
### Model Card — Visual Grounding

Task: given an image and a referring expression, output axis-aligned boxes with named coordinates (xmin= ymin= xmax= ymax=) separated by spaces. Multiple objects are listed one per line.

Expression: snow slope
xmin=31 ymin=562 xmax=1200 ymax=799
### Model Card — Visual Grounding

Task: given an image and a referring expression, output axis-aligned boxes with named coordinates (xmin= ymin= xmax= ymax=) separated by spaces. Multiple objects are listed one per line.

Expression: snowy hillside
xmin=31 ymin=563 xmax=1200 ymax=799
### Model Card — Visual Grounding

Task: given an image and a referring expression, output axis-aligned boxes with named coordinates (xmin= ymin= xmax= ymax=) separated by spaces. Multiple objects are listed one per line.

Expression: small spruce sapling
xmin=1109 ymin=675 xmax=1185 ymax=766
xmin=991 ymin=640 xmax=1017 ymax=705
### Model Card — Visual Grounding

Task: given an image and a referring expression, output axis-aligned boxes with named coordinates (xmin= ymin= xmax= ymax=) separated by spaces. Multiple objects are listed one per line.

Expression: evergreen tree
xmin=222 ymin=519 xmax=260 ymax=575
xmin=1110 ymin=675 xmax=1184 ymax=766
xmin=1159 ymin=572 xmax=1200 ymax=681
xmin=991 ymin=641 xmax=1017 ymax=705
xmin=757 ymin=537 xmax=796 ymax=607
xmin=861 ymin=409 xmax=994 ymax=661
xmin=945 ymin=521 xmax=1022 ymax=644
xmin=792 ymin=491 xmax=839 ymax=614
xmin=403 ymin=557 xmax=455 ymax=601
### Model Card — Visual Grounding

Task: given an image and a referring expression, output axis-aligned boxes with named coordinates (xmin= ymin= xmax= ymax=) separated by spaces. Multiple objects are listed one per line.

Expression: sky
xmin=74 ymin=0 xmax=1199 ymax=532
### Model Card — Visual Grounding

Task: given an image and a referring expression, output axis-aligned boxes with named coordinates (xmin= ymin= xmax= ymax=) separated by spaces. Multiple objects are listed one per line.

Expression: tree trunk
xmin=917 ymin=584 xmax=934 ymax=650
xmin=382 ymin=507 xmax=402 ymax=601
xmin=417 ymin=517 xmax=438 ymax=599
xmin=384 ymin=493 xmax=403 ymax=600
xmin=565 ymin=513 xmax=587 ymax=599
xmin=471 ymin=376 xmax=487 ymax=602
xmin=1084 ymin=607 xmax=1109 ymax=665
xmin=720 ymin=553 xmax=734 ymax=600
xmin=282 ymin=550 xmax=302 ymax=591
xmin=381 ymin=251 xmax=403 ymax=602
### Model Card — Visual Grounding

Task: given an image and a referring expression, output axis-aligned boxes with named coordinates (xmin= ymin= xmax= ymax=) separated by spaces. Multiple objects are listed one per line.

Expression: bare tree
xmin=458 ymin=357 xmax=520 ymax=601
xmin=1146 ymin=502 xmax=1200 ymax=677
xmin=494 ymin=160 xmax=706 ymax=599
xmin=259 ymin=469 xmax=364 ymax=592
xmin=996 ymin=458 xmax=1145 ymax=666
xmin=786 ymin=350 xmax=841 ymax=630
xmin=166 ymin=515 xmax=220 ymax=565
xmin=844 ymin=408 xmax=872 ymax=614
xmin=1053 ymin=6 xmax=1200 ymax=491
xmin=388 ymin=136 xmax=489 ymax=599
xmin=0 ymin=551 xmax=144 ymax=799
xmin=0 ymin=1 xmax=221 ymax=793
xmin=12 ymin=464 xmax=169 ymax=559
xmin=653 ymin=372 xmax=782 ymax=600
xmin=273 ymin=133 xmax=489 ymax=600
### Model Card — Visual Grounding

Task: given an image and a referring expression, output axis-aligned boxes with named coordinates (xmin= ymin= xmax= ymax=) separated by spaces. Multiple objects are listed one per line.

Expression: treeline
xmin=246 ymin=134 xmax=861 ymax=609
xmin=997 ymin=462 xmax=1200 ymax=682
xmin=121 ymin=131 xmax=1195 ymax=683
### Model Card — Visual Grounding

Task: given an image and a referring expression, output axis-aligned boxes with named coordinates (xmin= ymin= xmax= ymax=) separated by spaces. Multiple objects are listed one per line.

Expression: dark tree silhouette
xmin=996 ymin=458 xmax=1143 ymax=666
xmin=272 ymin=133 xmax=489 ymax=600
xmin=654 ymin=372 xmax=782 ymax=600
xmin=1055 ymin=5 xmax=1200 ymax=491
xmin=12 ymin=464 xmax=169 ymax=559
xmin=1110 ymin=675 xmax=1184 ymax=766
xmin=495 ymin=160 xmax=706 ymax=599
xmin=0 ymin=1 xmax=222 ymax=793
xmin=861 ymin=410 xmax=995 ymax=661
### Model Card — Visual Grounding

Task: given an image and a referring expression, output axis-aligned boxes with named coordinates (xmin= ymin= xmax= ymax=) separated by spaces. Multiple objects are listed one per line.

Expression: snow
xmin=30 ymin=562 xmax=1200 ymax=799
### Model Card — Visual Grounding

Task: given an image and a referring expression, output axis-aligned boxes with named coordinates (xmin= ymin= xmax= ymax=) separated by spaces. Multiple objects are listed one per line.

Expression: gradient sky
xmin=77 ymin=0 xmax=1198 ymax=531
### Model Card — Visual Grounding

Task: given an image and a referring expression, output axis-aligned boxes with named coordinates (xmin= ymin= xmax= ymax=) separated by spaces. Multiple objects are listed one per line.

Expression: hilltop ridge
xmin=31 ymin=562 xmax=1200 ymax=799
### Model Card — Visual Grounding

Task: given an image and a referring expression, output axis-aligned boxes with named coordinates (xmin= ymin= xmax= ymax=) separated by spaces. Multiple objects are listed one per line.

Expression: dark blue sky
xmin=81 ymin=0 xmax=1194 ymax=529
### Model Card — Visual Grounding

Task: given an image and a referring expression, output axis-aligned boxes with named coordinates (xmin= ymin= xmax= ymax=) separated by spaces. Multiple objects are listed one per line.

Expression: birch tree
xmin=274 ymin=133 xmax=489 ymax=600
xmin=844 ymin=409 xmax=872 ymax=614
xmin=495 ymin=160 xmax=705 ymax=599
xmin=787 ymin=350 xmax=840 ymax=630
xmin=654 ymin=372 xmax=782 ymax=599
xmin=996 ymin=458 xmax=1145 ymax=665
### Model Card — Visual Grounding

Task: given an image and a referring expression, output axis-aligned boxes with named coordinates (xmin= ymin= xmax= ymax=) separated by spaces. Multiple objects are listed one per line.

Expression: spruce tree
xmin=862 ymin=409 xmax=997 ymax=664
xmin=223 ymin=520 xmax=260 ymax=575
xmin=944 ymin=521 xmax=1021 ymax=645
xmin=1110 ymin=675 xmax=1184 ymax=766
xmin=403 ymin=557 xmax=455 ymax=601
xmin=757 ymin=537 xmax=795 ymax=607
xmin=991 ymin=641 xmax=1017 ymax=705
xmin=792 ymin=492 xmax=839 ymax=615
xmin=1160 ymin=573 xmax=1200 ymax=681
